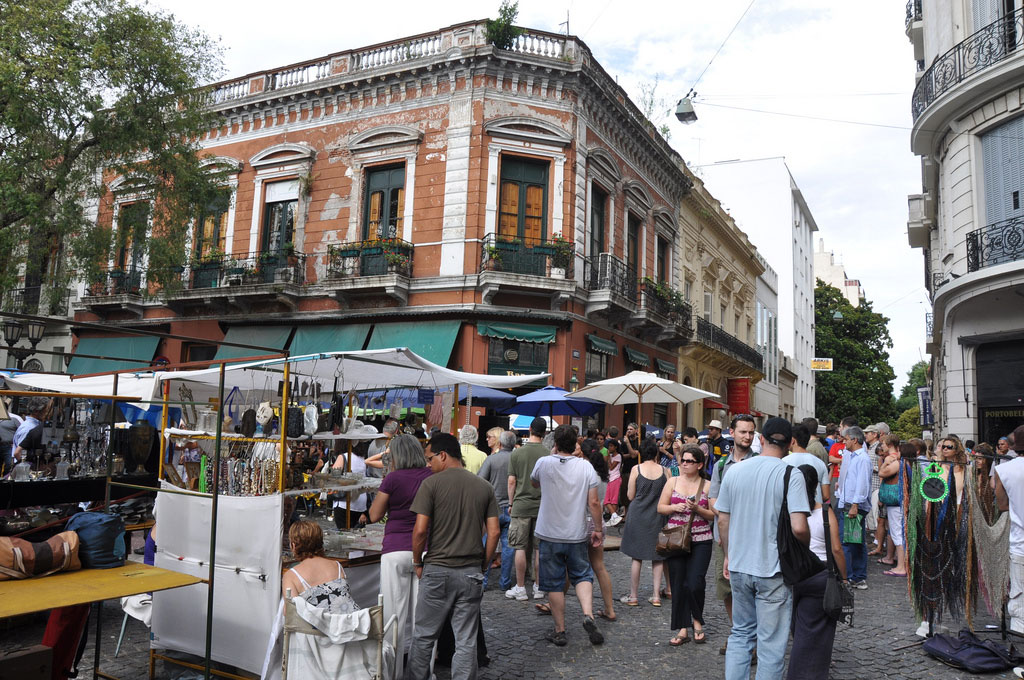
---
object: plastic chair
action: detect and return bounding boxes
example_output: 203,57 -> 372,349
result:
282,591 -> 396,680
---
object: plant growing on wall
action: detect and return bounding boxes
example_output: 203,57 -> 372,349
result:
485,1 -> 524,50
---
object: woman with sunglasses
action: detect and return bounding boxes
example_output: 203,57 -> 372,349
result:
656,444 -> 714,645
938,435 -> 969,506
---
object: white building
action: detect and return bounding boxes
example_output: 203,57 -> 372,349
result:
699,157 -> 817,420
905,0 -> 1024,442
813,239 -> 865,307
754,251 -> 780,418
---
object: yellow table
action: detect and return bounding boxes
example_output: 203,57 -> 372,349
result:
0,562 -> 202,618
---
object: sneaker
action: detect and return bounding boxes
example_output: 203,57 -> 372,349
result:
534,584 -> 546,599
545,628 -> 568,647
852,581 -> 868,590
505,585 -> 528,601
606,512 -> 623,527
583,616 -> 604,645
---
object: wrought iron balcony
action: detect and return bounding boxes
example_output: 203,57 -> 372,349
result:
2,285 -> 71,317
187,250 -> 307,289
695,317 -> 764,372
633,280 -> 695,346
906,0 -> 922,28
478,234 -> 574,279
328,238 -> 414,278
966,215 -> 1024,271
85,266 -> 144,297
912,8 -> 1024,121
931,271 -> 948,293
583,253 -> 637,300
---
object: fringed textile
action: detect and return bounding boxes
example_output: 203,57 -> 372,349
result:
967,468 -> 1010,618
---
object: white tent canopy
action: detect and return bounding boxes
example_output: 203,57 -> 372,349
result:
156,348 -> 546,402
0,370 -> 159,402
571,370 -> 719,405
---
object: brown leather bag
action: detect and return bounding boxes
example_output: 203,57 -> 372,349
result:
655,478 -> 705,558
0,530 -> 81,580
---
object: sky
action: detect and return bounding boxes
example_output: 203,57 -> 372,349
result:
157,0 -> 926,394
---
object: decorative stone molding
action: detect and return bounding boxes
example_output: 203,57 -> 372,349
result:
348,125 -> 424,153
483,116 -> 572,147
249,143 -> 316,169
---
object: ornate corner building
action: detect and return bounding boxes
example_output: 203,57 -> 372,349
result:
906,1 -> 1024,441
67,20 -> 773,430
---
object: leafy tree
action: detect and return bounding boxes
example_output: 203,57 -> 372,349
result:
0,0 -> 225,292
895,360 -> 928,413
893,405 -> 923,441
486,1 -> 525,50
814,279 -> 897,426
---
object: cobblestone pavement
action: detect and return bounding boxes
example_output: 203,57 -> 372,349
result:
5,538 -> 1020,679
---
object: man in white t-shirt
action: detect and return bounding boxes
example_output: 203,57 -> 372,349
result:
995,424 -> 1024,633
785,423 -> 830,506
530,424 -> 605,647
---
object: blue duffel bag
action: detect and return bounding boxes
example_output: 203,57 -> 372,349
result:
65,512 -> 126,569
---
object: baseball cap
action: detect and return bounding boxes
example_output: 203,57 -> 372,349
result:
762,417 -> 792,448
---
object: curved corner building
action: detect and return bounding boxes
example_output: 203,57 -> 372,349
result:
908,0 -> 1024,442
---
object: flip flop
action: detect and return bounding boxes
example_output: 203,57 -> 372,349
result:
883,570 -> 907,577
694,630 -> 707,644
647,597 -> 662,607
619,595 -> 639,606
877,558 -> 895,566
535,603 -> 551,615
670,634 -> 690,646
596,610 -> 617,622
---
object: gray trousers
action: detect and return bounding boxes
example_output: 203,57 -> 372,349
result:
405,564 -> 484,680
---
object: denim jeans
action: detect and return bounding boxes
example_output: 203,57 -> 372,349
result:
839,507 -> 868,582
726,571 -> 792,680
405,564 -> 484,680
482,505 -> 514,590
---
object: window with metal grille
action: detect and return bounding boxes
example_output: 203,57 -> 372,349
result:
195,192 -> 230,259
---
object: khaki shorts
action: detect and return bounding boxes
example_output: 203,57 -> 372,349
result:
715,540 -> 731,601
508,516 -> 537,551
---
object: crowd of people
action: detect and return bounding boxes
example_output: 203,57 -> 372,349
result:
275,412 -> 1024,680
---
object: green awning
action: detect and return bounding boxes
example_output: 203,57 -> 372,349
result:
477,321 -> 556,344
290,324 -> 371,357
214,325 -> 293,361
586,334 -> 618,356
624,347 -> 650,367
67,336 -> 160,375
366,320 -> 461,367
656,358 -> 677,375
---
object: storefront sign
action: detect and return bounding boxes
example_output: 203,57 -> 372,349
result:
810,358 -> 833,371
727,378 -> 750,415
917,386 -> 934,426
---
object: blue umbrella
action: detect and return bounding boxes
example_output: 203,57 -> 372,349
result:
503,385 -> 604,418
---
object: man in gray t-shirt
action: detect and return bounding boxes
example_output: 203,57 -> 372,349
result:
716,417 -> 810,680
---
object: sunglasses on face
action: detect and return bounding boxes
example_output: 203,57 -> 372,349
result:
940,444 -> 955,450
680,458 -> 699,464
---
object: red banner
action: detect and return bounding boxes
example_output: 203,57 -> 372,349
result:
727,378 -> 750,415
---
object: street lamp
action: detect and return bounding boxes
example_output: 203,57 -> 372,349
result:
832,311 -> 844,321
3,317 -> 46,370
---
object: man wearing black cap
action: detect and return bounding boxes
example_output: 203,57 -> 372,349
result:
715,417 -> 810,680
506,416 -> 550,601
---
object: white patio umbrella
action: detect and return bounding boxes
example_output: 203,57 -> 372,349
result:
571,370 -> 719,417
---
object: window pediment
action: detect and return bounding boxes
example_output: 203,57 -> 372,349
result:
588,147 -> 621,183
653,208 -> 675,235
349,126 -> 423,153
624,181 -> 653,212
200,156 -> 243,173
249,143 -> 316,169
484,117 -> 572,147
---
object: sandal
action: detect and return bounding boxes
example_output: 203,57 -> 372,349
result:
596,609 -> 617,622
694,629 -> 706,644
647,597 -> 662,607
877,558 -> 895,566
619,595 -> 639,606
883,570 -> 907,577
660,588 -> 672,599
535,602 -> 551,615
670,634 -> 690,646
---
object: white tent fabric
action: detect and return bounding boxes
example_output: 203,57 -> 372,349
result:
0,370 -> 159,402
156,348 -> 548,401
571,370 -> 719,405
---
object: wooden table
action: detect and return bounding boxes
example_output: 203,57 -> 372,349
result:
0,563 -> 203,679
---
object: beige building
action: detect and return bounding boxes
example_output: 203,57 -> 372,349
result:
778,351 -> 797,421
813,239 -> 864,307
675,168 -> 765,430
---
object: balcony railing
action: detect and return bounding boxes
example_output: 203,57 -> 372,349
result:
327,239 -> 414,278
2,285 -> 71,317
188,251 -> 306,289
85,266 -> 144,296
479,234 -> 575,279
695,317 -> 764,372
912,7 -> 1024,121
967,215 -> 1024,271
583,253 -> 637,300
638,281 -> 694,330
906,0 -> 922,28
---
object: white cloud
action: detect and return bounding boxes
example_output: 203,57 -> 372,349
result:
155,0 -> 925,394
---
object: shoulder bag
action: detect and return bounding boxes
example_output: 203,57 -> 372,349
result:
656,477 -> 704,558
821,503 -> 855,625
777,466 -> 825,586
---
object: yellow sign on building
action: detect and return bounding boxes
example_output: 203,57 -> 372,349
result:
810,358 -> 833,371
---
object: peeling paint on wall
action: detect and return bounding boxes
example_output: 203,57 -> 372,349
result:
319,193 -> 346,222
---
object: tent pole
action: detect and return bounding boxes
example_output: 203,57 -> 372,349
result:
204,361 -> 226,680
279,361 -> 290,493
104,373 -> 119,512
452,384 -> 460,435
159,380 -> 169,482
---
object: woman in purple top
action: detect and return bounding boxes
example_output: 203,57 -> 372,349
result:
366,434 -> 430,677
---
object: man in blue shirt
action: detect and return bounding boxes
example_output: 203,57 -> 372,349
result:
836,426 -> 872,589
716,417 -> 810,680
10,397 -> 49,468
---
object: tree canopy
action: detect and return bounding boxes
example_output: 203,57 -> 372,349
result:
814,279 -> 897,426
895,360 -> 928,413
0,0 -> 225,290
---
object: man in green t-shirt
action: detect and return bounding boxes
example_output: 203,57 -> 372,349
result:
505,416 -> 550,601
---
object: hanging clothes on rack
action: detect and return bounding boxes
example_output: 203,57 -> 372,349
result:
967,471 -> 1010,618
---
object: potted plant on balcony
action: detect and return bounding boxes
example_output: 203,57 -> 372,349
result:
483,244 -> 503,271
549,234 -> 574,279
383,250 -> 411,275
281,242 -> 298,266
